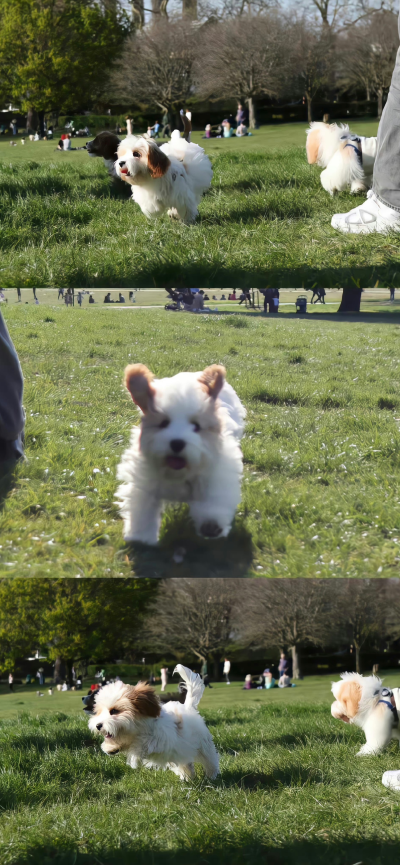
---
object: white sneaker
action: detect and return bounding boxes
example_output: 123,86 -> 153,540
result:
331,190 -> 400,235
382,771 -> 400,791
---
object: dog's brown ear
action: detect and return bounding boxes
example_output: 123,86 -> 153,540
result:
306,129 -> 320,164
338,681 -> 361,719
128,682 -> 161,718
147,142 -> 171,179
124,364 -> 155,413
199,365 -> 226,400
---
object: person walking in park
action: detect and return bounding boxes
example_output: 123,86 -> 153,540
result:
161,666 -> 168,692
278,653 -> 288,679
16,288 -> 21,302
8,673 -> 14,692
332,9 -> 400,234
223,658 -> 231,684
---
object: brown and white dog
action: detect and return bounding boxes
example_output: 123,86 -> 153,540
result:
331,673 -> 400,755
306,122 -> 377,196
88,665 -> 220,781
115,129 -> 213,223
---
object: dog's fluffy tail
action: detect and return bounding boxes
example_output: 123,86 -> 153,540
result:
161,131 -> 213,196
173,664 -> 204,709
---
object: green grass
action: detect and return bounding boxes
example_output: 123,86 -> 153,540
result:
2,302 -> 400,577
1,676 -> 400,865
4,118 -> 400,291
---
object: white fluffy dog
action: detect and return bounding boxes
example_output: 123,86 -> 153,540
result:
331,673 -> 400,755
115,129 -> 213,223
89,665 -> 220,781
306,122 -> 377,195
116,363 -> 245,545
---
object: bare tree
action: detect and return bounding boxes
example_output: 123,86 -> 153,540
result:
338,9 -> 398,116
141,579 -> 242,678
241,580 -> 338,679
305,0 -> 385,30
110,21 -> 197,120
194,14 -> 285,129
334,580 -> 387,674
286,17 -> 334,122
197,0 -> 279,21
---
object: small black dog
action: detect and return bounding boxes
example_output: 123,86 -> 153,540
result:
82,681 -> 187,716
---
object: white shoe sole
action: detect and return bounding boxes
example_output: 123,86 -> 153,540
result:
331,215 -> 400,235
382,771 -> 400,791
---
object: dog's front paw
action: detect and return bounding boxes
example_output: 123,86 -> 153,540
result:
200,520 -> 223,538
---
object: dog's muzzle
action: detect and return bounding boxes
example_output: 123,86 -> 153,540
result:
118,160 -> 130,177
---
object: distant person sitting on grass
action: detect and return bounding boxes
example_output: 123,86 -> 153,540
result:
118,292 -> 125,303
203,124 -> 212,139
236,122 -> 248,137
104,292 -> 113,303
263,669 -> 275,689
243,674 -> 253,690
89,293 -> 95,304
278,672 -> 292,688
222,121 -> 234,139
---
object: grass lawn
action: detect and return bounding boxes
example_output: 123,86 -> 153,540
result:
2,302 -> 400,578
1,674 -> 400,864
4,118 -> 400,291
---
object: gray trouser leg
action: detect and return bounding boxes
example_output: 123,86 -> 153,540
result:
373,13 -> 400,211
0,311 -> 24,458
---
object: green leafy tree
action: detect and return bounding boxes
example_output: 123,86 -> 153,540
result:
0,578 -> 155,681
0,0 -> 130,132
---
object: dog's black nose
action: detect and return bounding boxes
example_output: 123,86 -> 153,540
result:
96,723 -> 102,730
119,160 -> 126,167
170,439 -> 185,453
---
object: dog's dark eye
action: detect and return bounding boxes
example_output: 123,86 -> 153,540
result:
159,419 -> 170,429
132,151 -> 140,158
109,708 -> 120,716
192,422 -> 201,433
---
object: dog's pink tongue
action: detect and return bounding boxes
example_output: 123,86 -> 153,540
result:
166,456 -> 186,470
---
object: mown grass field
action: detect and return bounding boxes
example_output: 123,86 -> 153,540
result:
1,676 -> 400,865
2,302 -> 400,578
4,118 -> 400,291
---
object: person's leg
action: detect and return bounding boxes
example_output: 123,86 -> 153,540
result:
332,12 -> 400,234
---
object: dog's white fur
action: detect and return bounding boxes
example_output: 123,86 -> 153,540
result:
115,129 -> 213,223
89,665 -> 220,781
331,673 -> 400,756
306,122 -> 377,195
116,363 -> 245,545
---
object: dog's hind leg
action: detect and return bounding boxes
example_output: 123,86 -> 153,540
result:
197,744 -> 220,779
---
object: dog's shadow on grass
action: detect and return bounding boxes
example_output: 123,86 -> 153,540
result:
15,839 -> 400,865
221,765 -> 324,790
124,511 -> 253,578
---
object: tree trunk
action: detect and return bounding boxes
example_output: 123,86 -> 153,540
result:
290,645 -> 300,680
53,656 -> 65,684
306,94 -> 312,124
26,108 -> 38,134
366,84 -> 371,102
355,644 -> 361,674
38,110 -> 45,138
65,659 -> 74,686
377,88 -> 383,119
338,287 -> 362,313
247,97 -> 256,130
212,656 -> 221,680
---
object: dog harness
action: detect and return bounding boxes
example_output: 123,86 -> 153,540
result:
378,688 -> 399,724
341,134 -> 363,165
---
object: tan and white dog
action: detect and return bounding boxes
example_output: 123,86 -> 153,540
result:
115,129 -> 212,223
116,363 -> 245,545
331,673 -> 400,755
89,665 -> 220,781
306,122 -> 377,195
